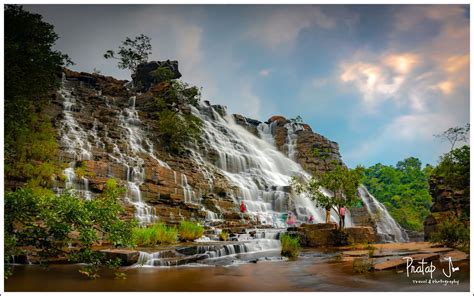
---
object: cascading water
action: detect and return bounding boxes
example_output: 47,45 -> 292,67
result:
191,103 -> 344,226
58,74 -> 406,242
57,79 -> 172,224
358,186 -> 408,242
283,122 -> 304,161
137,228 -> 282,267
58,80 -> 94,200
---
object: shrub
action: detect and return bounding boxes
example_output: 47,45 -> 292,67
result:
155,109 -> 203,154
352,257 -> 374,273
280,233 -> 300,258
219,230 -> 229,241
430,219 -> 469,252
4,182 -> 136,279
178,221 -> 204,242
132,223 -> 177,246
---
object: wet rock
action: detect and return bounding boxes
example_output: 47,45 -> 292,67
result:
345,227 -> 376,244
99,249 -> 140,266
12,254 -> 30,264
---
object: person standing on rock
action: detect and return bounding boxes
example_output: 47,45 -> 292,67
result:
339,206 -> 346,228
240,201 -> 247,220
325,205 -> 331,223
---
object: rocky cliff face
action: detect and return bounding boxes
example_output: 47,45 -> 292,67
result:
423,176 -> 470,240
54,68 -> 238,225
232,114 -> 343,175
35,64 -> 394,240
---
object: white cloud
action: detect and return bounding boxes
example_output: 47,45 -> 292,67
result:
339,59 -> 407,106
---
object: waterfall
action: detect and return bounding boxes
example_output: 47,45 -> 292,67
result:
358,186 -> 408,242
137,228 -> 283,267
57,79 -> 172,224
283,122 -> 304,161
58,75 -> 405,239
58,82 -> 94,199
191,104 -> 345,225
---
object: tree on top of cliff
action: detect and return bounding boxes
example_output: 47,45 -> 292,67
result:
104,34 -> 152,72
434,123 -> 470,151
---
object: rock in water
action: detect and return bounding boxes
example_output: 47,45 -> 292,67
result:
133,60 -> 182,91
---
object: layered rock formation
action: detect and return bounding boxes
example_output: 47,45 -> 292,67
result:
34,62 -> 406,244
233,114 -> 343,175
56,68 -> 238,224
424,176 -> 470,240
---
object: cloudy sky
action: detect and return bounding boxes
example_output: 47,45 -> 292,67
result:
25,5 -> 470,168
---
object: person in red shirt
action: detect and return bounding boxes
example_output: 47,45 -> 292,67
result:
339,206 -> 346,228
240,201 -> 247,214
239,201 -> 247,220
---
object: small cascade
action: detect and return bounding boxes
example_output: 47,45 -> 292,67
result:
181,173 -> 197,204
137,229 -> 282,267
115,96 -> 159,224
283,123 -> 304,161
58,80 -> 94,199
358,186 -> 408,242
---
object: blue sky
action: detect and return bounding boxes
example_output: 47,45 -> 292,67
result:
25,5 -> 470,168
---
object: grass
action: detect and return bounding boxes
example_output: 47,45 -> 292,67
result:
280,233 -> 300,258
219,230 -> 229,241
132,223 -> 178,246
178,221 -> 204,242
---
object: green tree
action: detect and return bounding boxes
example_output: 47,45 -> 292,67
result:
432,145 -> 470,188
4,179 -> 137,279
4,5 -> 71,189
104,34 -> 152,72
289,115 -> 304,124
152,79 -> 203,154
293,164 -> 364,229
362,157 -> 431,231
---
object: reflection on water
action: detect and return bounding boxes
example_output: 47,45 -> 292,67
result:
5,250 -> 469,292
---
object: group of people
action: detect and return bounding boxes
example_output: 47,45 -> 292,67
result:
239,201 -> 347,228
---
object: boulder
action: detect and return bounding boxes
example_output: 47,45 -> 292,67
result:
133,60 -> 182,91
344,226 -> 376,244
295,224 -> 375,247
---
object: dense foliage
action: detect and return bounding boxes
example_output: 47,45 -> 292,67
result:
429,144 -> 470,250
362,157 -> 431,231
153,80 -> 203,154
4,179 -> 137,279
432,145 -> 470,189
104,34 -> 152,72
430,218 -> 469,252
4,5 -> 71,189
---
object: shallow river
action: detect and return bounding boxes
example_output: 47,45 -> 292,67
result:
5,249 -> 469,292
